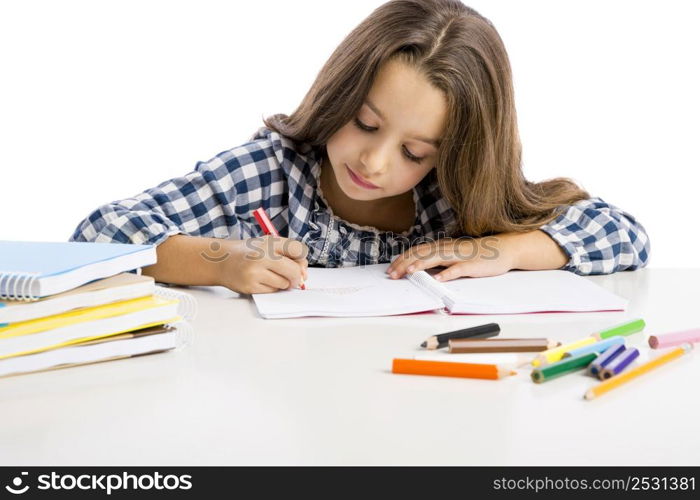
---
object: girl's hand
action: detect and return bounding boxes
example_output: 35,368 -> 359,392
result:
387,230 -> 570,281
217,236 -> 309,294
386,235 -> 519,282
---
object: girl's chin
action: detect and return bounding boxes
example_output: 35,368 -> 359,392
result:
339,181 -> 384,200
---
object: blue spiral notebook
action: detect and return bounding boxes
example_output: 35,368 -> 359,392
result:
0,241 -> 157,301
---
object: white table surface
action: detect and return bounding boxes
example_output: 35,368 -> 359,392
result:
1,268 -> 698,466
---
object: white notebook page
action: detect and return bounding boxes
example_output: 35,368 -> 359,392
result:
440,270 -> 627,314
252,265 -> 627,318
252,264 -> 443,318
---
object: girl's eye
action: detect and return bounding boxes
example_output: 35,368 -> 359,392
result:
353,118 -> 376,132
402,146 -> 423,164
353,118 -> 425,164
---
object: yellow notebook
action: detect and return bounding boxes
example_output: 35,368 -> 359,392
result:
0,296 -> 180,360
0,324 -> 193,378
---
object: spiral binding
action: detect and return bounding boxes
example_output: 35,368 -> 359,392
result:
406,270 -> 450,302
153,286 -> 198,321
167,321 -> 194,350
0,271 -> 40,301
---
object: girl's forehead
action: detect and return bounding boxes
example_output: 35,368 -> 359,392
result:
364,59 -> 447,144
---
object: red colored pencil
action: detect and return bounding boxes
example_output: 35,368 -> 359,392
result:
253,207 -> 280,237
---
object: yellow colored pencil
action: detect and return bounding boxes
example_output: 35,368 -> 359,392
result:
584,343 -> 693,400
531,336 -> 597,367
531,319 -> 647,367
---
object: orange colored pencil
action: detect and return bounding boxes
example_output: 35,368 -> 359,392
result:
392,358 -> 516,380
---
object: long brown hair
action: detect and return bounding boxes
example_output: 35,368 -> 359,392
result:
264,0 -> 590,237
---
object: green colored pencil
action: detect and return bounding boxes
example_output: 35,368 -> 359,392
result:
594,318 -> 646,340
531,352 -> 599,383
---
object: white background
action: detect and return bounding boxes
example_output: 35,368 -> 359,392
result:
1,0 -> 698,267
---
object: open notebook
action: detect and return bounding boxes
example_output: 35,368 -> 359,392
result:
252,264 -> 628,319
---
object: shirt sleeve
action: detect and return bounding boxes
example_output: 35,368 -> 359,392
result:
538,197 -> 651,275
69,139 -> 288,245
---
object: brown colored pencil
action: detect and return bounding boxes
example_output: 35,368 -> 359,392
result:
448,338 -> 559,353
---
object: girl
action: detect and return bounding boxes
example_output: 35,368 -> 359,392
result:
70,0 -> 650,294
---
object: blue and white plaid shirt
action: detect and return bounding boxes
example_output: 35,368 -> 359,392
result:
70,127 -> 650,275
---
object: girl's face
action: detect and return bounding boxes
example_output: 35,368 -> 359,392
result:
325,59 -> 447,202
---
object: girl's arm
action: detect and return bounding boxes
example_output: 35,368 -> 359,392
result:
69,136 -> 307,293
69,146 -> 273,246
139,233 -> 307,293
536,197 -> 650,275
387,197 -> 650,280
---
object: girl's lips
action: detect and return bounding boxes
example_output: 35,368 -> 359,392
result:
346,165 -> 380,189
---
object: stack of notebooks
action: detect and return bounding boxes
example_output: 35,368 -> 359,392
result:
0,240 -> 196,378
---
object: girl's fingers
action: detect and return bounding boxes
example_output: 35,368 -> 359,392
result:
297,258 -> 309,281
433,262 -> 473,282
389,241 -> 468,278
389,251 -> 446,279
386,245 -> 428,275
269,256 -> 306,289
260,269 -> 292,290
434,260 -> 510,282
249,283 -> 279,294
403,256 -> 444,278
271,237 -> 309,261
388,243 -> 431,270
387,255 -> 416,278
265,237 -> 309,286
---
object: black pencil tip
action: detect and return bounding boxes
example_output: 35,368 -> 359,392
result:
420,341 -> 427,348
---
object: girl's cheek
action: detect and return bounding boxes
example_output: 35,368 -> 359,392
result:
330,124 -> 361,152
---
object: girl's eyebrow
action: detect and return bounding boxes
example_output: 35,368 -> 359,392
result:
364,99 -> 442,147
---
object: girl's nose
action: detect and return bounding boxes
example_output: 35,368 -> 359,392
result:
359,143 -> 391,177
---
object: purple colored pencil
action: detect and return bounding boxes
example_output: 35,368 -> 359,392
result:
588,343 -> 626,377
600,347 -> 640,380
